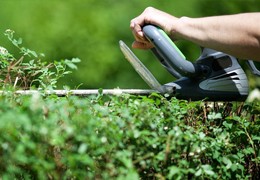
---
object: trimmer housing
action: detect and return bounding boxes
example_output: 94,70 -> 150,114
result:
162,49 -> 249,101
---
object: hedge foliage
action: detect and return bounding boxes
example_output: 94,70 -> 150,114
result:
0,92 -> 259,179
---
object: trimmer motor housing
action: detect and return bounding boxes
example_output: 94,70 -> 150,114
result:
162,48 -> 249,101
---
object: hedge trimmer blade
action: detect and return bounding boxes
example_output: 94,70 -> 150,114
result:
119,40 -> 165,93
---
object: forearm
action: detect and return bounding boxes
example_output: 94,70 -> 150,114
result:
174,13 -> 260,61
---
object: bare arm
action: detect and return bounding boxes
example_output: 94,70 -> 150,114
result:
130,7 -> 260,61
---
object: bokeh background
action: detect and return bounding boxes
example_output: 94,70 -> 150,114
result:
0,0 -> 259,89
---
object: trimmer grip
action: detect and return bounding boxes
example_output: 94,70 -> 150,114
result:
143,25 -> 202,77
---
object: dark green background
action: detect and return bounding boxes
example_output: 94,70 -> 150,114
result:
0,0 -> 259,89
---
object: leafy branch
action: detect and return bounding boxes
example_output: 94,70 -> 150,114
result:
0,29 -> 81,90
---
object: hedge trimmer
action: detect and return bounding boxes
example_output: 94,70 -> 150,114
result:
120,24 -> 260,101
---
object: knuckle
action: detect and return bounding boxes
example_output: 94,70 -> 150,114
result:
145,6 -> 155,13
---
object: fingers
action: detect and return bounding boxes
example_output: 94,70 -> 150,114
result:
131,24 -> 154,49
130,7 -> 179,48
130,7 -> 153,29
130,7 -> 156,49
130,22 -> 144,40
130,21 -> 152,49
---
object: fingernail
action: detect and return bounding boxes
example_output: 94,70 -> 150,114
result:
137,31 -> 143,37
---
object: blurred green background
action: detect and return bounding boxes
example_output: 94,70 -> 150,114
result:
0,0 -> 259,89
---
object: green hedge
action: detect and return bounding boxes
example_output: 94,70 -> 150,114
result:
0,93 -> 259,179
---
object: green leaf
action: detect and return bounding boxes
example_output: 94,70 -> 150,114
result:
17,38 -> 22,45
208,112 -> 222,120
65,59 -> 78,69
223,121 -> 233,129
252,135 -> 260,141
168,166 -> 181,178
117,170 -> 139,180
243,147 -> 255,155
222,157 -> 232,169
195,168 -> 202,176
201,165 -> 215,176
71,57 -> 81,63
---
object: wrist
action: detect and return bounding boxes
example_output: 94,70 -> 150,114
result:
170,16 -> 190,40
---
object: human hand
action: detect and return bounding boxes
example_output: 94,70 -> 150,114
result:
130,7 -> 179,49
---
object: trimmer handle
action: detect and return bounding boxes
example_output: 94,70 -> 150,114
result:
143,25 -> 205,78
